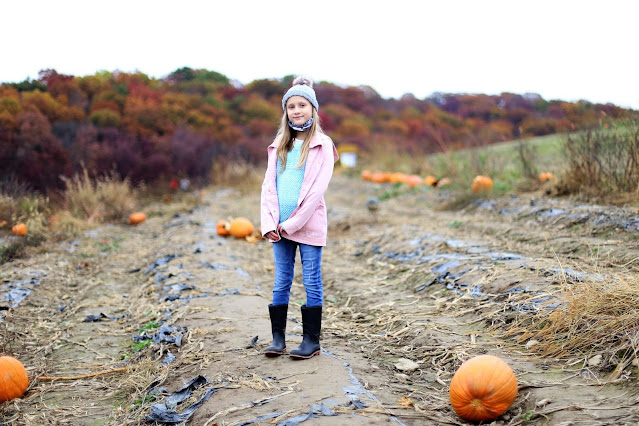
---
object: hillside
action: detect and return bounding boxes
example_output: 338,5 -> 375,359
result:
1,68 -> 636,191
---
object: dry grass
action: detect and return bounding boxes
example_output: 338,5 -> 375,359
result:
0,193 -> 51,263
61,169 -> 137,224
1,170 -> 143,263
498,269 -> 639,372
0,176 -> 32,218
558,120 -> 639,202
209,159 -> 263,191
0,193 -> 14,224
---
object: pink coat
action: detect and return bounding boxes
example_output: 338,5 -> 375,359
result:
260,132 -> 338,246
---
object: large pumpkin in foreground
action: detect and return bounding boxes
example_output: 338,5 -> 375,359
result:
0,356 -> 29,403
229,217 -> 255,238
449,355 -> 517,422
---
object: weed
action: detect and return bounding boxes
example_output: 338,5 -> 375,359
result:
132,393 -> 158,407
561,119 -> 639,200
97,241 -> 121,253
61,168 -> 137,224
378,183 -> 404,201
522,410 -> 536,422
139,321 -> 160,332
517,140 -> 539,180
131,339 -> 152,353
0,242 -> 26,264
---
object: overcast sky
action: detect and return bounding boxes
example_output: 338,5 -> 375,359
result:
3,0 -> 637,109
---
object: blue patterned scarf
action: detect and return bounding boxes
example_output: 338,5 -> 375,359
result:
288,116 -> 313,132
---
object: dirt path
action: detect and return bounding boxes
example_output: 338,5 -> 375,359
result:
2,174 -> 639,425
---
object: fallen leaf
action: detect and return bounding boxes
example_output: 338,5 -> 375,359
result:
398,396 -> 414,409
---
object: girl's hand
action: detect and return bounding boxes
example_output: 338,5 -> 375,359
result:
265,231 -> 280,242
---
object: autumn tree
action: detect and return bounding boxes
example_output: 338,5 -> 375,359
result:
12,110 -> 71,190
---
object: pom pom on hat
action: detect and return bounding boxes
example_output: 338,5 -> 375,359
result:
282,75 -> 319,111
292,75 -> 313,88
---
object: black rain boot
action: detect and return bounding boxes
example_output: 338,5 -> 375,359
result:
290,305 -> 322,359
264,304 -> 288,357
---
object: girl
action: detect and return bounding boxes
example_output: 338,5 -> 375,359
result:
260,76 -> 338,360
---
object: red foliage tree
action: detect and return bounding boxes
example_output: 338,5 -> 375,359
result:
12,110 -> 71,190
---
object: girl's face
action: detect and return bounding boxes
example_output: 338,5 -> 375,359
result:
286,96 -> 313,127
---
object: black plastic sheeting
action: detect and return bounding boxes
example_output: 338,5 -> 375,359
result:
144,255 -> 178,275
135,324 -> 187,347
235,411 -> 286,425
275,402 -> 337,425
161,283 -> 196,301
1,276 -> 42,313
247,336 -> 259,348
162,351 -> 176,365
145,375 -> 218,424
214,288 -> 240,296
83,312 -> 130,322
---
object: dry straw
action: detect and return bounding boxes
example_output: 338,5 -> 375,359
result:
496,269 -> 639,371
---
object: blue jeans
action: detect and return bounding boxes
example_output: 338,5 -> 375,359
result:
272,238 -> 323,307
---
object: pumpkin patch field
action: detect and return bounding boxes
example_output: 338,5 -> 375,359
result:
1,173 -> 639,425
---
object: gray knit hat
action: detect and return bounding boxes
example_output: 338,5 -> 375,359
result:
281,76 -> 319,112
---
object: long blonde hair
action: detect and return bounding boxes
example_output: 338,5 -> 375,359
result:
275,107 -> 323,172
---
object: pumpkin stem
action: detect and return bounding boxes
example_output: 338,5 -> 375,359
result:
471,398 -> 483,408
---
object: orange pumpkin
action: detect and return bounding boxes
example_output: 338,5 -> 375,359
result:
0,356 -> 29,403
406,175 -> 423,187
539,172 -> 554,182
370,171 -> 387,184
471,175 -> 493,194
389,172 -> 405,184
129,212 -> 147,225
229,217 -> 255,238
424,175 -> 438,187
361,170 -> 373,181
11,223 -> 27,236
216,220 -> 230,236
449,355 -> 518,422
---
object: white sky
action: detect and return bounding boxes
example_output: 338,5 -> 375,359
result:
3,0 -> 638,109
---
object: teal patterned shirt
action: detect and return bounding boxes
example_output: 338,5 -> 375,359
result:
276,139 -> 306,226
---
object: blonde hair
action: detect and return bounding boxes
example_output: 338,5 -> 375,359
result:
275,107 -> 323,173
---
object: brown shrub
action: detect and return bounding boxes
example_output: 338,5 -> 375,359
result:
61,169 -> 136,223
561,120 -> 639,199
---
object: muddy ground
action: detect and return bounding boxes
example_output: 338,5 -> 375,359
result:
1,173 -> 639,425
